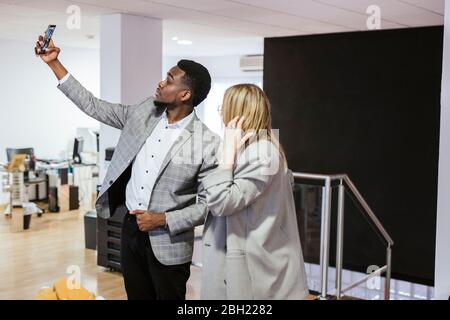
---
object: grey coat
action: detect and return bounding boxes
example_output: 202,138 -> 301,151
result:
58,75 -> 219,266
201,139 -> 309,299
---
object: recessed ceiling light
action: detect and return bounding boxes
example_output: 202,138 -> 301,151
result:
171,36 -> 178,41
177,40 -> 193,45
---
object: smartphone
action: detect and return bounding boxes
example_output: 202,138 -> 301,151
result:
40,25 -> 56,53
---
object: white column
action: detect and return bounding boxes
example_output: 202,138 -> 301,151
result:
99,14 -> 162,181
435,2 -> 450,300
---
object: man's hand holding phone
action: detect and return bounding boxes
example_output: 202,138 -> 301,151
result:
35,36 -> 60,64
35,25 -> 68,81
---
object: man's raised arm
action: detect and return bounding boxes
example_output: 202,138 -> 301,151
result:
35,35 -> 134,130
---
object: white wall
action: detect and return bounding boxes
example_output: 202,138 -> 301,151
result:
0,39 -> 100,164
435,1 -> 450,300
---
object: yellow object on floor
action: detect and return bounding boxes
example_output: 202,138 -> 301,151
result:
36,277 -> 95,300
36,288 -> 58,300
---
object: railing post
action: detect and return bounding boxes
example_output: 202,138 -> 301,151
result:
385,245 -> 392,300
319,177 -> 332,300
293,172 -> 393,301
336,180 -> 345,299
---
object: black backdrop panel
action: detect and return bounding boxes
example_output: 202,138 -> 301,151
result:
264,26 -> 443,285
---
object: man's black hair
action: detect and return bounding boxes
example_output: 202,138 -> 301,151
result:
177,60 -> 211,107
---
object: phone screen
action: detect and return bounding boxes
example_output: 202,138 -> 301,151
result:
41,25 -> 56,52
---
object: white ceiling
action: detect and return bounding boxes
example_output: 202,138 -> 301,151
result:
0,0 -> 445,56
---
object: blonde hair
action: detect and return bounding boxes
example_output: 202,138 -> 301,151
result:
221,83 -> 286,161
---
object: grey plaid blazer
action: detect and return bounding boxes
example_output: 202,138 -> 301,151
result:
58,75 -> 219,266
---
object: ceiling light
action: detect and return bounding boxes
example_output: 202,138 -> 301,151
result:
171,36 -> 178,41
177,40 -> 193,45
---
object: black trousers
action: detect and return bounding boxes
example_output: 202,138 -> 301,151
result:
120,213 -> 191,300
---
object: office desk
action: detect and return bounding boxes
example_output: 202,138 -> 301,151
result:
1,160 -> 99,214
25,171 -> 48,202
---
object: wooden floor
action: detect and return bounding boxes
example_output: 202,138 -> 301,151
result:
0,208 -> 314,300
0,209 -> 201,300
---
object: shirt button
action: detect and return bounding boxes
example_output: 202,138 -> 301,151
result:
141,187 -> 144,190
109,180 -> 113,185
146,170 -> 149,173
158,139 -> 161,142
165,126 -> 168,129
139,203 -> 142,206
151,155 -> 154,158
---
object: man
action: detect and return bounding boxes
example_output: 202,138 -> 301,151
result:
35,36 -> 219,300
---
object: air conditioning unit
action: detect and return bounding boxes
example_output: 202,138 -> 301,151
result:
240,55 -> 263,72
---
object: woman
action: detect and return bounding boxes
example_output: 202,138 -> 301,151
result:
201,84 -> 309,300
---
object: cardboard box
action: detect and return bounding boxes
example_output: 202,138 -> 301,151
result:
6,155 -> 26,173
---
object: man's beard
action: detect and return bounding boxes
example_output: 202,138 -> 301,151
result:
154,99 -> 180,112
154,99 -> 169,108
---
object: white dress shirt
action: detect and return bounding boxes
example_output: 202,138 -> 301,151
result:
125,110 -> 194,212
59,72 -> 71,85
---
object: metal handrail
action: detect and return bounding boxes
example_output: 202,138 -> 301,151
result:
342,176 -> 393,246
339,265 -> 387,295
327,265 -> 388,297
293,172 -> 394,300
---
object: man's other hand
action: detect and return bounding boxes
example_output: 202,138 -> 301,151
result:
130,210 -> 167,232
